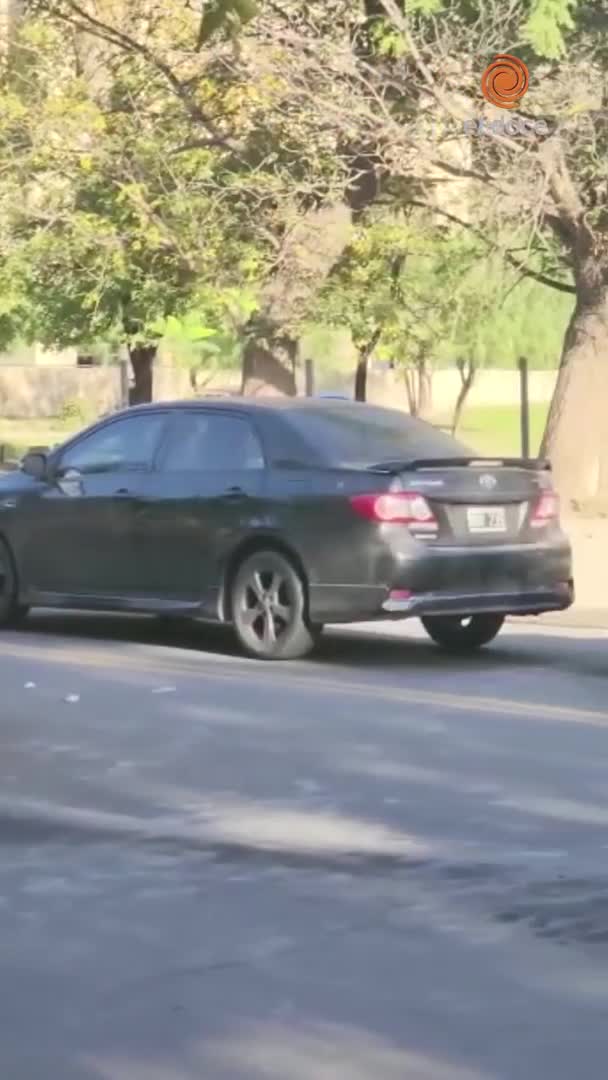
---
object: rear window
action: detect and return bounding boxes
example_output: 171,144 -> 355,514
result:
283,404 -> 470,467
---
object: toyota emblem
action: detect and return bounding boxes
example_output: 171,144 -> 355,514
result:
479,474 -> 497,490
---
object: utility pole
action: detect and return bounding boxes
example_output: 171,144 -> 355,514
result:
118,344 -> 131,408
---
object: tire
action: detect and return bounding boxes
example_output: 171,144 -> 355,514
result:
231,550 -> 315,660
421,613 -> 505,653
0,538 -> 28,628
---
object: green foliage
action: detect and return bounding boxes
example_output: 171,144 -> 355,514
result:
380,0 -> 580,59
198,0 -> 259,43
150,288 -> 258,378
312,213 -> 572,375
369,21 -> 409,58
467,274 -> 572,368
313,217 -> 490,371
312,218 -> 414,349
0,0 -> 588,403
523,0 -> 578,59
403,240 -> 572,369
153,309 -> 241,374
0,16 -> 275,363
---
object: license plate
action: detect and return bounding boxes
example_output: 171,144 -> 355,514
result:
466,506 -> 507,533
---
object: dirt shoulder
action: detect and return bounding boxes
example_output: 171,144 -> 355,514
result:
531,515 -> 608,630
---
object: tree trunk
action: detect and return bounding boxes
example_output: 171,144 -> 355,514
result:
354,354 -> 368,402
403,368 -> 417,414
354,328 -> 382,402
241,329 -> 297,397
417,360 -> 433,418
128,344 -> 156,405
451,359 -> 477,434
541,287 -> 608,505
403,358 -> 432,416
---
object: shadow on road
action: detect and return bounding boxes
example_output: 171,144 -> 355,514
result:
11,607 -> 608,681
2,613 -> 608,1079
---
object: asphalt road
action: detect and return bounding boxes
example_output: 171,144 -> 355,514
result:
2,612 -> 608,1080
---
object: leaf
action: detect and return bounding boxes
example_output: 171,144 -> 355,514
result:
523,0 -> 577,59
198,0 -> 258,44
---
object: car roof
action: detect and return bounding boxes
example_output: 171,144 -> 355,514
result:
110,397 -> 373,418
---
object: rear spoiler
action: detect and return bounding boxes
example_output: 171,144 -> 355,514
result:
369,457 -> 551,473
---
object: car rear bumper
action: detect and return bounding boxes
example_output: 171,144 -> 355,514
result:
388,536 -> 573,595
308,534 -> 574,623
381,581 -> 574,618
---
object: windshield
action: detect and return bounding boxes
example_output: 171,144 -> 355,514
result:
283,404 -> 472,468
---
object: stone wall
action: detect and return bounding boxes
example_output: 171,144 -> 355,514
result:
0,364 -> 243,418
0,363 -> 557,419
315,368 -> 557,414
0,366 -> 123,419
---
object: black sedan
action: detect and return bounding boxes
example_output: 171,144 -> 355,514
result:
0,398 -> 573,660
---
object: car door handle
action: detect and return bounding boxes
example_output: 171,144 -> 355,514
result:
114,488 -> 132,497
224,486 -> 246,500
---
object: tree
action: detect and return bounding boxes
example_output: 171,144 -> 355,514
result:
8,0 -> 602,485
312,217 -> 412,401
24,0 -> 360,396
217,0 -> 600,495
365,0 -> 607,501
151,288 -> 256,392
0,10 -> 275,400
313,214 -> 506,417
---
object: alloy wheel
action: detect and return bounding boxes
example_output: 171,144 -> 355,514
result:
239,567 -> 295,651
231,550 -> 316,660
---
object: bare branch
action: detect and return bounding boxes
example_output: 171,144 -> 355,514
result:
36,0 -> 241,153
407,199 -> 576,295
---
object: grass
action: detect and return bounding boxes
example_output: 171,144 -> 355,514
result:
0,417 -> 81,462
439,402 -> 550,458
0,401 -> 550,465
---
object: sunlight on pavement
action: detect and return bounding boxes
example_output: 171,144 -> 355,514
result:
86,1022 -> 493,1080
0,792 -> 430,861
159,793 -> 429,859
202,1022 -> 493,1080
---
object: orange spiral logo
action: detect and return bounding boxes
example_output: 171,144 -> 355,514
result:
481,54 -> 529,110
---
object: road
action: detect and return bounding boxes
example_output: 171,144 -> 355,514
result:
2,612 -> 608,1080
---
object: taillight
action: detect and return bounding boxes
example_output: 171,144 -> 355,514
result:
349,492 -> 438,529
530,490 -> 559,527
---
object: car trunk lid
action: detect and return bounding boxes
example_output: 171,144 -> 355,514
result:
368,456 -> 553,544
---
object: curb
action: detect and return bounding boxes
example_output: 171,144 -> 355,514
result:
509,610 -> 608,632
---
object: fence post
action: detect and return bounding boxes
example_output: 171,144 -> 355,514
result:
304,357 -> 315,397
119,345 -> 130,408
518,356 -> 530,459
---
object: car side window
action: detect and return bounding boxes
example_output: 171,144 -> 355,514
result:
160,412 -> 265,472
58,413 -> 167,475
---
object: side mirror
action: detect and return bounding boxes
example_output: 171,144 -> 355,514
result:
57,467 -> 83,497
21,451 -> 48,481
